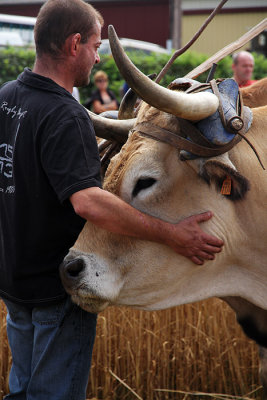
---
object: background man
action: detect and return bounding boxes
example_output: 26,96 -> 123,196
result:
0,0 -> 223,399
232,50 -> 257,87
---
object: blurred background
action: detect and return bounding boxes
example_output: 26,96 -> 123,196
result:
0,0 -> 266,101
0,0 -> 266,56
0,1 -> 266,399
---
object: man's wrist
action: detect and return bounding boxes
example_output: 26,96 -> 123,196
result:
154,218 -> 175,247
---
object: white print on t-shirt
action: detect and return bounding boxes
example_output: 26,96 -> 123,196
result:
0,117 -> 21,194
1,101 -> 27,120
0,143 -> 13,178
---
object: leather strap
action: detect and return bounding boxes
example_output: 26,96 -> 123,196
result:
132,79 -> 264,168
133,122 -> 242,158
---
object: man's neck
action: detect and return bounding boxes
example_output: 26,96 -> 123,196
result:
233,74 -> 249,87
33,55 -> 74,93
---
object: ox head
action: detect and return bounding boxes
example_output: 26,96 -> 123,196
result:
60,111 -> 250,313
87,26 -> 250,201
60,28 -> 251,313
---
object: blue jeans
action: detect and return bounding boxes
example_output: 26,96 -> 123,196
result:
3,297 -> 97,400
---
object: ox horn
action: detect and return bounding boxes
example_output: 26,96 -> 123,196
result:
118,87 -> 138,120
85,107 -> 135,144
108,25 -> 219,121
118,73 -> 157,119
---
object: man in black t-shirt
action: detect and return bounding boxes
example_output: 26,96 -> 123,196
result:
0,0 -> 223,399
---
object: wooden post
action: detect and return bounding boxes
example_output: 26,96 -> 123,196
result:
172,0 -> 182,49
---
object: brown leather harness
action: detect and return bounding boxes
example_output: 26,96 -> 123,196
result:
132,79 -> 264,169
99,80 -> 264,176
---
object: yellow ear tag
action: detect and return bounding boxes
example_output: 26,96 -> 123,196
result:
221,176 -> 232,195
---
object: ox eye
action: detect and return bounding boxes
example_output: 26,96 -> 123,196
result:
132,177 -> 156,198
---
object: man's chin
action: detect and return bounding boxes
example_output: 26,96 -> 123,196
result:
74,76 -> 90,89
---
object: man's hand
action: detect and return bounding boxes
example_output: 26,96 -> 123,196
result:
165,212 -> 223,265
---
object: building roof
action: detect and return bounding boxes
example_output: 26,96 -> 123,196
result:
183,0 -> 267,10
0,0 -> 266,6
0,0 -> 44,3
0,0 -> 135,3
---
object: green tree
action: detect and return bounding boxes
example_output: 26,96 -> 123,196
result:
1,46 -> 265,104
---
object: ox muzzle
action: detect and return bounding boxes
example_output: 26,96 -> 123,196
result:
60,250 -> 112,313
60,253 -> 86,291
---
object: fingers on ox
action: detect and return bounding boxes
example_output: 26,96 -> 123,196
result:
191,154 -> 250,201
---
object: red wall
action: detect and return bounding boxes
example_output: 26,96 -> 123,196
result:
94,1 -> 170,46
0,4 -> 40,17
0,0 -> 170,47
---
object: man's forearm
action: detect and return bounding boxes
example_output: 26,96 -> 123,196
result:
71,186 -> 169,244
70,186 -> 223,264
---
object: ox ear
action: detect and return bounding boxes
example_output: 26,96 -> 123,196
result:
190,153 -> 250,201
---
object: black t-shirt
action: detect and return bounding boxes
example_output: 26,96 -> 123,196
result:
0,68 -> 101,307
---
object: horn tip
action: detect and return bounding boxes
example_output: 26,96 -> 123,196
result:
108,25 -> 115,34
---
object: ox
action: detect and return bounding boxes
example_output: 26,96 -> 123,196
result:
240,77 -> 267,108
60,33 -> 267,394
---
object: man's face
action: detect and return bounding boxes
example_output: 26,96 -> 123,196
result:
232,55 -> 254,82
75,21 -> 101,87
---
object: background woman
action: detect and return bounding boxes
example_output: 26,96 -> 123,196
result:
86,70 -> 118,114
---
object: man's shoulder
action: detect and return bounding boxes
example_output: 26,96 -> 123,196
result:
0,79 -> 18,92
40,99 -> 92,135
239,80 -> 258,88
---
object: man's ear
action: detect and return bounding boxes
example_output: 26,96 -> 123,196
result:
65,33 -> 82,56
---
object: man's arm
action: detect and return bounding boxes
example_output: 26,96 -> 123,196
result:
70,186 -> 223,265
92,99 -> 118,114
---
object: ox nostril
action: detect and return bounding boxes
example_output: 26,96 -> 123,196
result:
65,258 -> 85,278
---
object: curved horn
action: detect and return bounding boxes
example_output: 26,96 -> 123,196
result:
118,87 -> 137,120
108,25 -> 219,121
85,108 -> 135,143
118,73 -> 157,120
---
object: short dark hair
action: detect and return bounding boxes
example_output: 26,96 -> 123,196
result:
34,0 -> 104,57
